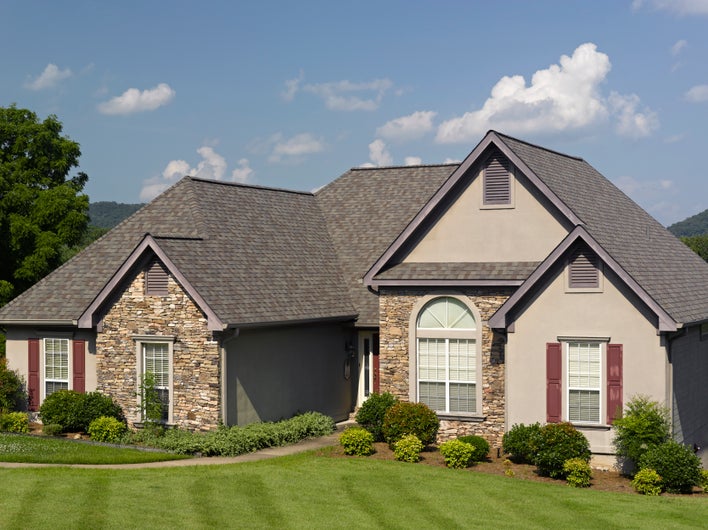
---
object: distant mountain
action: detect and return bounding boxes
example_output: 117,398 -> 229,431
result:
89,201 -> 143,229
667,208 -> 708,237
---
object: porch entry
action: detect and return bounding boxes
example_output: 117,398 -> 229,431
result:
356,331 -> 380,407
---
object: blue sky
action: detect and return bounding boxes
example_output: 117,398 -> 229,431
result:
2,0 -> 708,225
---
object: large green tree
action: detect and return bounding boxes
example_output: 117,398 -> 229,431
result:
681,234 -> 708,263
0,105 -> 89,307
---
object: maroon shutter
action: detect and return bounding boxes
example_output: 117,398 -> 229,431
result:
607,344 -> 623,424
73,340 -> 86,393
28,339 -> 40,411
546,342 -> 562,423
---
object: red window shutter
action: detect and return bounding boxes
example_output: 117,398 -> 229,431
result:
607,344 -> 623,424
546,342 -> 562,423
73,340 -> 86,393
28,339 -> 40,411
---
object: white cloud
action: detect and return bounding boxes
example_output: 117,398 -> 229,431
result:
25,64 -> 72,90
444,158 -> 462,164
269,133 -> 324,163
140,146 -> 252,201
298,78 -> 393,111
436,43 -> 658,142
671,39 -> 688,55
614,174 -> 679,223
608,92 -> 659,137
685,84 -> 708,102
633,0 -> 708,15
282,70 -> 304,101
376,111 -> 437,142
367,139 -> 393,166
98,83 -> 175,115
404,156 -> 423,166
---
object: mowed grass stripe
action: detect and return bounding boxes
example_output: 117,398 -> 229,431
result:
0,453 -> 705,529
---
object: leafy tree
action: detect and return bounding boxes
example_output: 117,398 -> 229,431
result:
680,234 -> 708,262
0,105 -> 89,307
668,208 -> 708,237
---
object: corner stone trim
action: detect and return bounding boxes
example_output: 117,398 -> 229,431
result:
378,287 -> 512,448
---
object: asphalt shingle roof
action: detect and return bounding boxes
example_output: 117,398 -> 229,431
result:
374,262 -> 541,282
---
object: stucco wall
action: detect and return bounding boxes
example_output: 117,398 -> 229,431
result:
404,170 -> 569,263
96,267 -> 220,431
378,287 -> 512,448
224,323 -> 355,425
671,324 -> 708,467
506,265 -> 667,454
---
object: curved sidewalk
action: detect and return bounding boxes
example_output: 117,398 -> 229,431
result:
0,425 -> 350,470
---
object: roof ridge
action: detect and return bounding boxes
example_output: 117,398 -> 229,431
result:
492,130 -> 584,162
350,163 -> 460,172
187,176 -> 313,196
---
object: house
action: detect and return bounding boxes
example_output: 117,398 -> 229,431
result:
1,131 -> 706,464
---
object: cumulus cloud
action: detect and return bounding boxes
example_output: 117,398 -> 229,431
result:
404,156 -> 423,166
632,0 -> 708,15
444,158 -> 462,164
98,83 -> 175,115
366,139 -> 393,166
376,111 -> 437,142
25,64 -> 72,90
608,92 -> 659,137
268,133 -> 324,163
685,84 -> 708,102
140,146 -> 252,201
284,73 -> 394,111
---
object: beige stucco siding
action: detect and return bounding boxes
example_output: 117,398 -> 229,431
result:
404,170 -> 569,263
225,323 -> 354,426
506,266 -> 667,454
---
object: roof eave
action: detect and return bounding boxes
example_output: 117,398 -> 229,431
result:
368,279 -> 525,289
0,319 -> 78,327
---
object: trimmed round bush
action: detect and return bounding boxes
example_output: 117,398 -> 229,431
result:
563,457 -> 592,488
339,427 -> 375,456
393,434 -> 423,463
0,411 -> 29,433
382,401 -> 439,448
502,422 -> 542,463
533,422 -> 590,478
612,395 -> 670,468
439,439 -> 476,469
638,441 -> 702,494
631,468 -> 662,496
39,390 -> 124,432
457,435 -> 490,462
88,416 -> 128,443
355,392 -> 398,442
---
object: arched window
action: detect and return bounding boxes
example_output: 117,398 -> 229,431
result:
416,297 -> 477,414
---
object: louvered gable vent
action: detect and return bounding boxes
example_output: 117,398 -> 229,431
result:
569,247 -> 600,289
146,259 -> 169,296
483,150 -> 511,205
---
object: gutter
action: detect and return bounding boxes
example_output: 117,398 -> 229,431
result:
0,319 -> 78,327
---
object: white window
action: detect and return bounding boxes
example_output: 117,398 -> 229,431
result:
139,341 -> 172,423
417,297 -> 477,414
567,342 -> 601,423
44,338 -> 69,398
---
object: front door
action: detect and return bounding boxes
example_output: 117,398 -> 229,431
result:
356,331 -> 379,407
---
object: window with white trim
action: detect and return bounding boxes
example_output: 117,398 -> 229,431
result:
44,338 -> 69,397
567,342 -> 601,423
141,342 -> 171,423
417,297 -> 477,414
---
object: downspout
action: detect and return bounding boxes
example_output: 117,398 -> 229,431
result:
219,327 -> 240,426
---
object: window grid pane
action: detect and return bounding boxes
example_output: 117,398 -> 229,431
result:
449,383 -> 476,413
419,382 -> 446,411
449,339 -> 475,381
418,338 -> 446,380
569,390 -> 600,422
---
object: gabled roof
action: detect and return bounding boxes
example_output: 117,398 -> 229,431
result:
0,177 -> 356,328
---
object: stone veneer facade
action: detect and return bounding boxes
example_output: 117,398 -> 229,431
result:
379,287 -> 513,448
95,266 -> 221,431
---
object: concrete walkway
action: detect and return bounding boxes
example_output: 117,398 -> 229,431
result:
0,423 -> 351,470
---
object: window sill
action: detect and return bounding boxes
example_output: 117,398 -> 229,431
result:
437,413 -> 487,423
571,423 -> 611,431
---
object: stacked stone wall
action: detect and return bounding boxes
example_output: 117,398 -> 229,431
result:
96,268 -> 220,431
379,287 -> 512,448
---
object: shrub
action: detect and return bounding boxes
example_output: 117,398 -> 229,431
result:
439,439 -> 476,469
638,441 -> 702,494
39,390 -> 124,432
42,423 -> 63,436
563,457 -> 592,488
88,416 -> 128,443
355,392 -> 398,442
393,434 -> 423,463
533,422 -> 590,478
0,411 -> 29,433
339,427 -> 375,456
382,401 -> 439,448
502,423 -> 542,463
0,359 -> 26,413
701,469 -> 708,493
631,468 -> 662,496
457,435 -> 490,462
612,395 -> 670,469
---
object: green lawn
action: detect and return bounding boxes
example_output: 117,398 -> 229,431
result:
0,451 -> 705,529
0,433 -> 190,465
